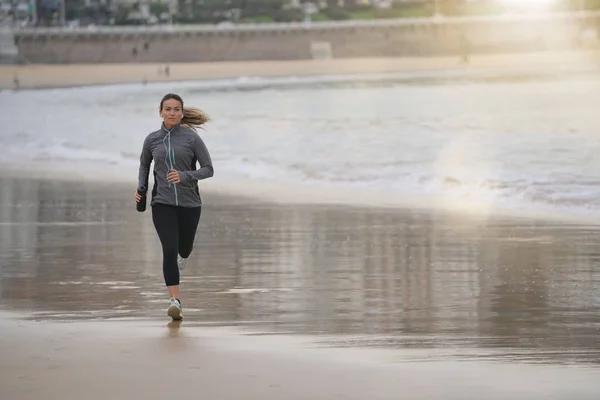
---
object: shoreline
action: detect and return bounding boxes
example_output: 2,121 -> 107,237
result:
2,159 -> 600,227
1,49 -> 599,90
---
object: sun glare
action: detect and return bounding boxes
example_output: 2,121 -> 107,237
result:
500,0 -> 556,5
498,0 -> 559,13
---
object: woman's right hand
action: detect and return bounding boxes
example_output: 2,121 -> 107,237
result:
134,191 -> 142,203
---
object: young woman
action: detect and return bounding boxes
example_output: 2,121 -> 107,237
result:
136,93 -> 214,320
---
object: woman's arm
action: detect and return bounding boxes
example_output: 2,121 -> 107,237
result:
181,135 -> 214,183
137,136 -> 153,191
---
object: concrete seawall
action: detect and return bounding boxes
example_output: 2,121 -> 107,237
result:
12,12 -> 600,64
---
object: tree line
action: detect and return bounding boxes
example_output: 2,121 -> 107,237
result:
59,0 -> 600,27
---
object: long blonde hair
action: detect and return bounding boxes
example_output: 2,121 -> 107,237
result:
160,93 -> 211,131
182,106 -> 211,131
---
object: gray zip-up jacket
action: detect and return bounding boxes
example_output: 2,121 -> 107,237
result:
137,123 -> 214,208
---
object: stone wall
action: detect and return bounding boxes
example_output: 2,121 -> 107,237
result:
13,12 -> 600,64
0,27 -> 19,63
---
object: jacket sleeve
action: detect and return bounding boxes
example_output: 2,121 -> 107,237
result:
181,134 -> 214,183
137,135 -> 153,192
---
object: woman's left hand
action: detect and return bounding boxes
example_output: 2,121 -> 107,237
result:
167,169 -> 181,184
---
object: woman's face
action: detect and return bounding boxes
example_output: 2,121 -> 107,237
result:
160,99 -> 183,128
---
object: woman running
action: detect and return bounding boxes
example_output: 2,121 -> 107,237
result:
136,93 -> 214,320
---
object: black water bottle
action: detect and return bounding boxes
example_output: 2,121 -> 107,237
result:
136,190 -> 147,212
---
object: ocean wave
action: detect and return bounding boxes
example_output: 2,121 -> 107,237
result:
2,141 -> 600,216
2,67 -> 599,218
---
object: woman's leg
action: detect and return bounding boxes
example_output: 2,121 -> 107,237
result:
177,206 -> 202,261
151,203 -> 180,299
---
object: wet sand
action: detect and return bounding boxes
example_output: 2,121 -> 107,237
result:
2,315 -> 600,400
1,172 -> 600,398
1,49 -> 599,90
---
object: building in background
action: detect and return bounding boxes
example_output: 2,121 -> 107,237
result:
34,0 -> 65,25
0,0 -> 65,27
0,0 -> 36,26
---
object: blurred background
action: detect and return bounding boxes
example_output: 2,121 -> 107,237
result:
1,1 -> 599,64
1,0 -> 599,28
0,0 -> 599,374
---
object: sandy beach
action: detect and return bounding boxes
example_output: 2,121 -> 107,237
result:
2,314 -> 599,400
1,171 -> 599,399
1,49 -> 599,90
1,49 -> 600,398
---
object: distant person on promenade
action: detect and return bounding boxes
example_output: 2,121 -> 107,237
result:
135,93 -> 214,321
460,31 -> 470,65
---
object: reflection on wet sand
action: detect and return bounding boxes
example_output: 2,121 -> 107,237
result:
0,175 -> 599,365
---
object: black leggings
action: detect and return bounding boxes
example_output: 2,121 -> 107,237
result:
152,203 -> 202,287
